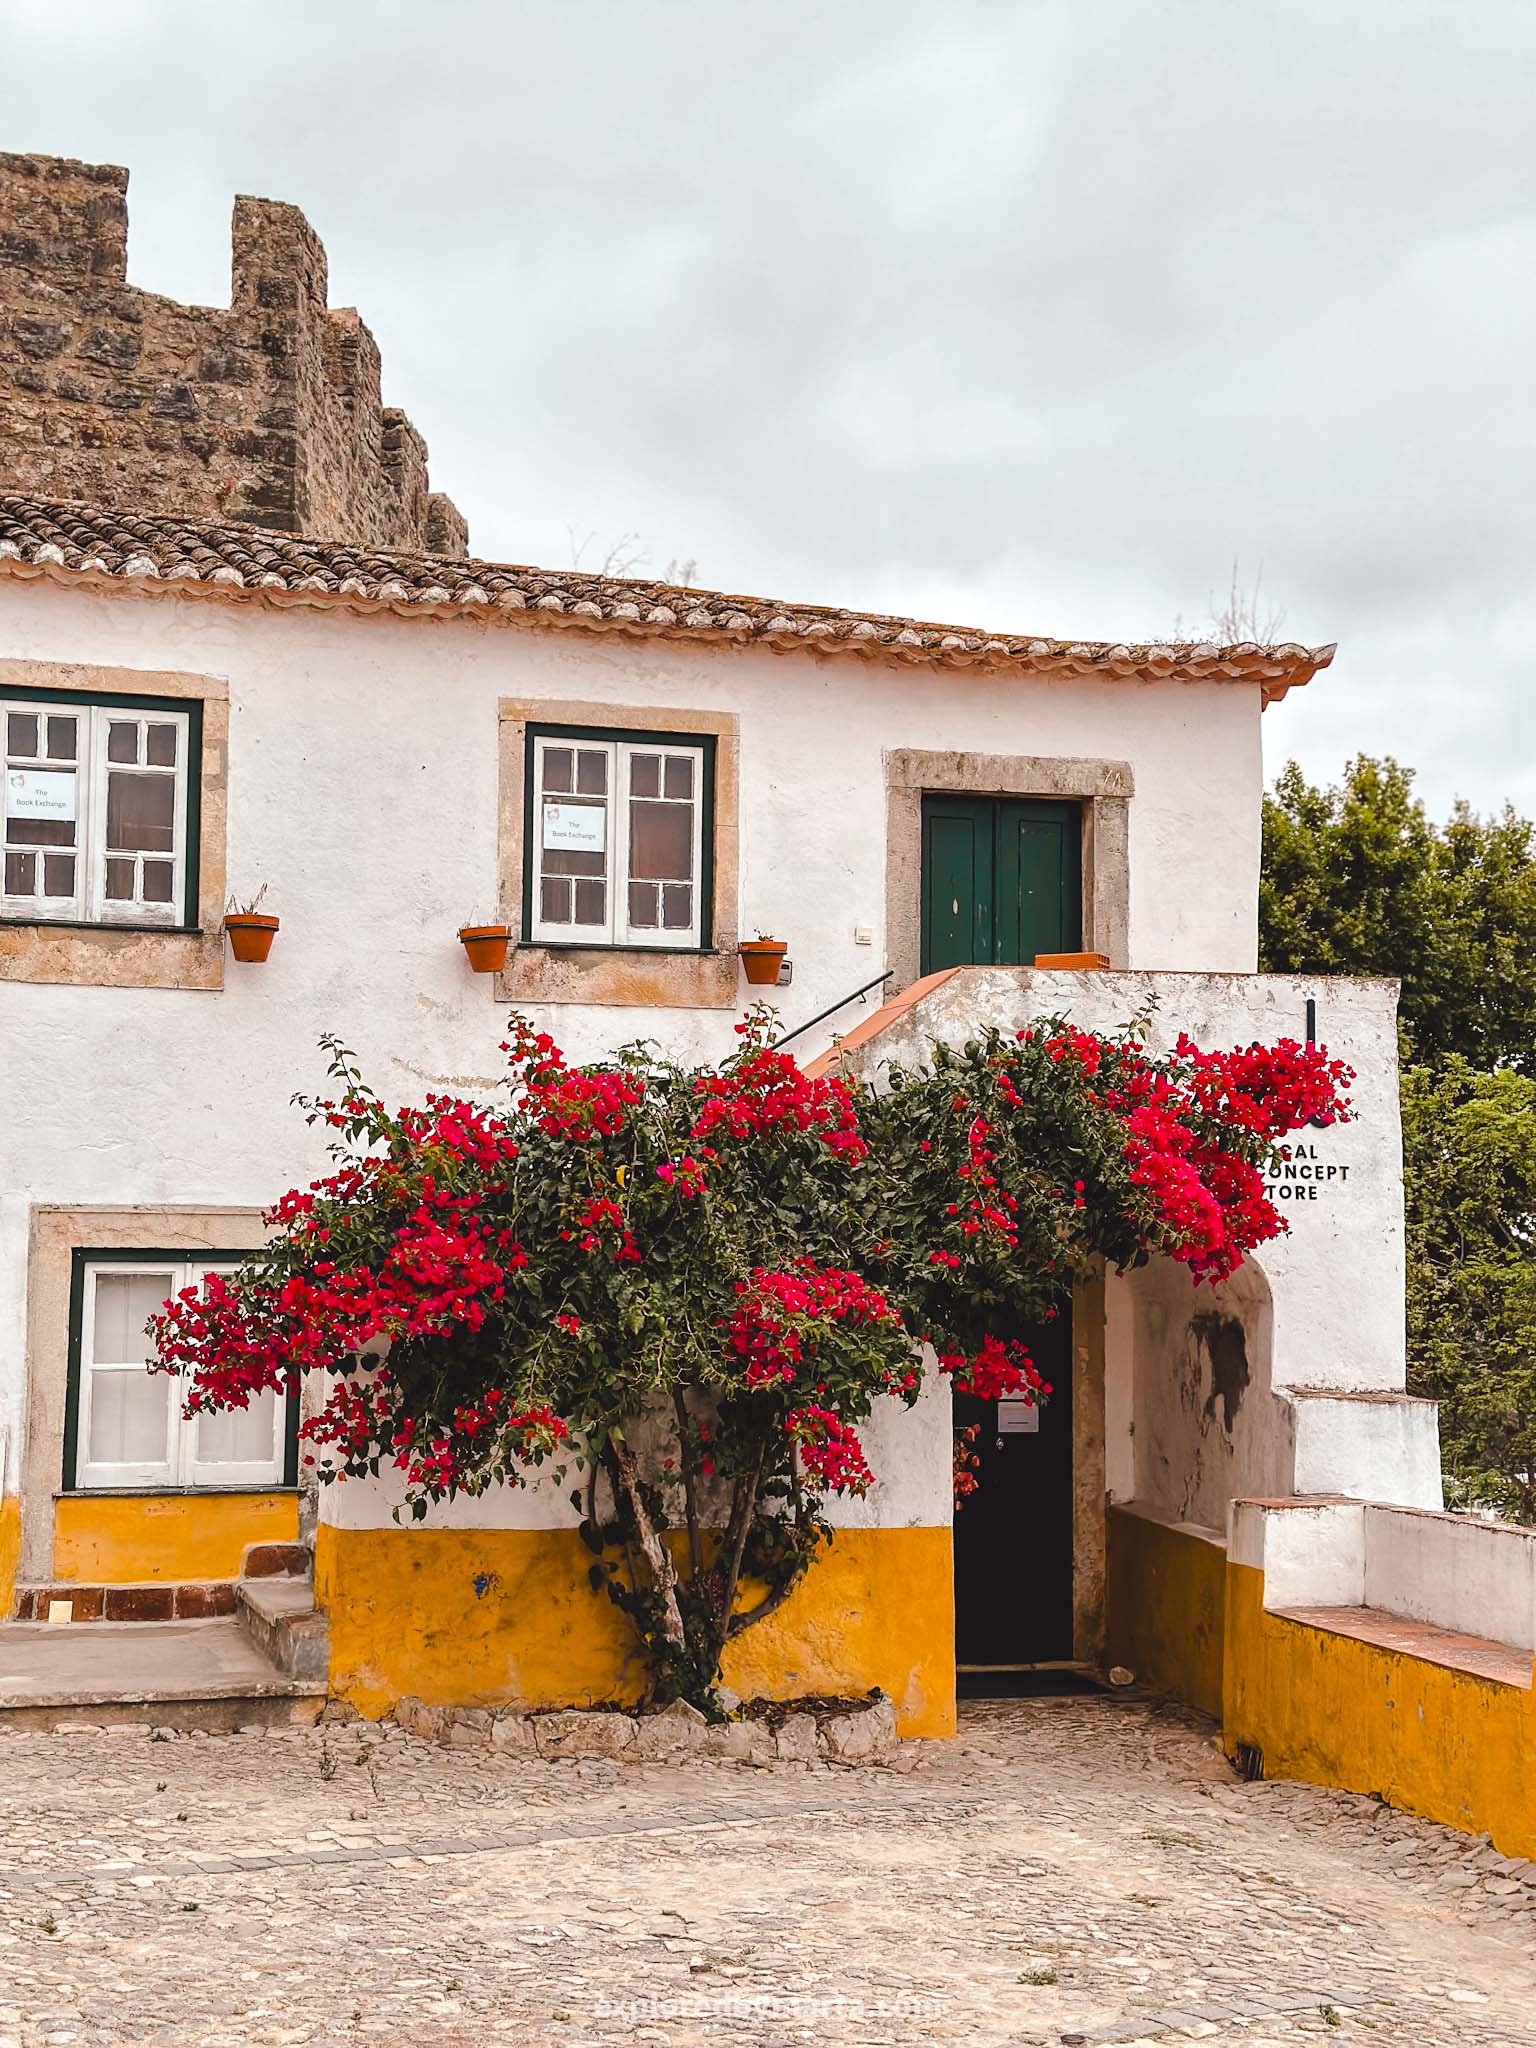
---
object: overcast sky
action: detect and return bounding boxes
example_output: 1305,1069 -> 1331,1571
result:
3,2 -> 1532,815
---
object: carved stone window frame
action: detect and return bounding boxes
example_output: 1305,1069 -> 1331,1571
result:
19,1205 -> 272,1582
884,749 -> 1133,992
0,657 -> 228,991
497,697 -> 740,1009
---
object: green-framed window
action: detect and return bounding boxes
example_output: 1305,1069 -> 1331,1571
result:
2,686 -> 202,930
522,722 -> 715,951
63,1250 -> 298,1493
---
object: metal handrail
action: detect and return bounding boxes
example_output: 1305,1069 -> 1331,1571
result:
773,969 -> 894,1051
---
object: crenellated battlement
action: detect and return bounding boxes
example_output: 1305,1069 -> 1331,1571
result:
0,151 -> 466,551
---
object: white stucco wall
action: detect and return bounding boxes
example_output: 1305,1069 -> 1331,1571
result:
0,579 -> 1266,1496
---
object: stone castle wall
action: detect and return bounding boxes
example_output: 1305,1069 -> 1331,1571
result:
0,151 -> 466,553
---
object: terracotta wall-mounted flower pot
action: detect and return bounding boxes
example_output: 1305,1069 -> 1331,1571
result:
739,938 -> 788,986
224,914 -> 279,963
459,924 -> 511,974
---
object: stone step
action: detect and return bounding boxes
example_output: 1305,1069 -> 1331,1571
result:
235,1576 -> 329,1683
0,1618 -> 324,1732
240,1542 -> 312,1580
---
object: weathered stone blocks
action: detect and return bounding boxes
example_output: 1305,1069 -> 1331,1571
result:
391,1691 -> 900,1768
0,150 -> 466,552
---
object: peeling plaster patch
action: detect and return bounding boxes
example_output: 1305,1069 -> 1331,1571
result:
389,1059 -> 506,1091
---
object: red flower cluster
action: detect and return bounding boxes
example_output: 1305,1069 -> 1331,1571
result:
692,1035 -> 867,1163
1174,1033 -> 1354,1139
726,1263 -> 899,1389
574,1193 -> 640,1262
657,1155 -> 709,1198
154,1178 -> 525,1416
391,1398 -> 567,1495
505,1017 -> 646,1142
937,1334 -> 1047,1402
1016,1025 -> 1355,1285
785,1405 -> 873,1495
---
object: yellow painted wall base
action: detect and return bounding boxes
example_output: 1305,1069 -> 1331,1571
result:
1223,1561 -> 1536,1861
315,1522 -> 956,1737
0,1494 -> 20,1617
1106,1505 -> 1225,1721
51,1490 -> 299,1583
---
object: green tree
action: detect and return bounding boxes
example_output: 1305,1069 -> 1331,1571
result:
1402,1061 -> 1536,1520
1261,756 -> 1536,1071
1261,756 -> 1536,1516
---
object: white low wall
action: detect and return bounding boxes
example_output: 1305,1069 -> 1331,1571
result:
1287,1392 -> 1442,1510
1230,1497 -> 1536,1654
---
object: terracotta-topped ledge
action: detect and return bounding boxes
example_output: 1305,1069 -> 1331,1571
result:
802,969 -> 961,1079
1272,1604 -> 1535,1691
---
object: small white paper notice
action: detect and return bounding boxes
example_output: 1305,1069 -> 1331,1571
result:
997,1398 -> 1039,1435
543,801 -> 606,853
7,768 -> 76,822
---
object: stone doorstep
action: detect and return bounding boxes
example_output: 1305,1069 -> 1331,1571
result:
11,1543 -> 310,1626
234,1576 -> 330,1684
0,1616 -> 325,1732
13,1581 -> 239,1623
393,1690 -> 901,1768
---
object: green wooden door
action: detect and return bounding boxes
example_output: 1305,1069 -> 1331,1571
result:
921,796 -> 1081,973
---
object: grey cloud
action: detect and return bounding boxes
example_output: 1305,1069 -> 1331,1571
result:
1,0 -> 1531,812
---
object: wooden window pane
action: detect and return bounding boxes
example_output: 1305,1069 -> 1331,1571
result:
8,814 -> 75,847
628,881 -> 659,928
7,712 -> 38,756
87,1369 -> 169,1466
107,720 -> 139,764
46,716 -> 77,760
630,800 -> 692,882
541,747 -> 573,794
5,850 -> 34,894
197,1389 -> 277,1465
572,878 -> 606,925
93,1271 -> 172,1363
141,859 -> 174,904
575,750 -> 607,795
106,771 -> 174,853
630,753 -> 660,798
663,756 -> 693,799
540,875 -> 572,923
42,853 -> 75,896
105,856 -> 135,900
543,845 -> 605,878
145,723 -> 177,768
662,883 -> 692,931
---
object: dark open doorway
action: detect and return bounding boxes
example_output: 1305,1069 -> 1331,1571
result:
951,1304 -> 1075,1672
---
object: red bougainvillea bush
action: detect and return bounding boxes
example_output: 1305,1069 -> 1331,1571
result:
150,1007 -> 1350,1706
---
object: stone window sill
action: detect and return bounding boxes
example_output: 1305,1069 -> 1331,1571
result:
0,918 -> 223,991
496,942 -> 741,1010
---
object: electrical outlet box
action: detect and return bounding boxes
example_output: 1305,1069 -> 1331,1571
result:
776,957 -> 793,987
853,925 -> 874,945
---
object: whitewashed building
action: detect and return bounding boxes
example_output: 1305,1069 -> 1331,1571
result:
10,489 -> 1525,1867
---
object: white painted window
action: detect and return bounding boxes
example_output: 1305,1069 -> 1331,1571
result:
2,700 -> 193,927
73,1259 -> 287,1491
531,732 -> 706,949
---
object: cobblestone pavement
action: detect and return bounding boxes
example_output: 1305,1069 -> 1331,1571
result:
0,1694 -> 1532,2047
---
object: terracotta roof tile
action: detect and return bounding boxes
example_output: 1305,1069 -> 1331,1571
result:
0,492 -> 1334,701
